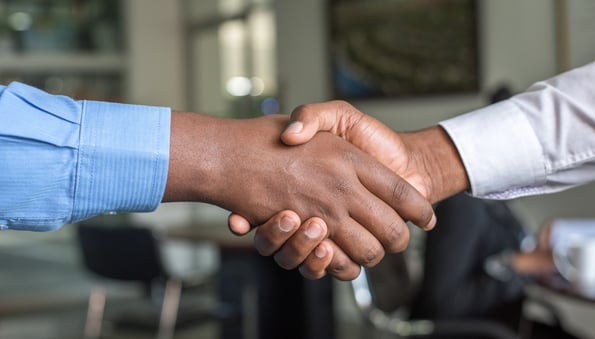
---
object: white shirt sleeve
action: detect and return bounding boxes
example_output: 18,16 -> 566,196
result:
440,61 -> 595,199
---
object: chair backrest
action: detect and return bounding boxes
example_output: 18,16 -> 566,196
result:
77,223 -> 166,283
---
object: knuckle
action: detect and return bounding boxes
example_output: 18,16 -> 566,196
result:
420,204 -> 435,225
334,179 -> 354,196
292,103 -> 314,118
328,258 -> 349,276
384,221 -> 410,253
333,99 -> 351,111
253,237 -> 275,257
299,265 -> 325,280
336,266 -> 361,281
273,253 -> 298,270
391,179 -> 412,203
360,245 -> 385,268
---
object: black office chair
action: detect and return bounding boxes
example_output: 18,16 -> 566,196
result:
76,222 -> 215,339
351,253 -> 519,339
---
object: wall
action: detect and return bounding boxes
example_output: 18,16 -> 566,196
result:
129,0 -> 590,229
276,0 -> 595,230
122,1 -> 595,334
275,1 -> 595,337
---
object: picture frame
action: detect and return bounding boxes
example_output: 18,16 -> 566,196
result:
328,0 -> 480,100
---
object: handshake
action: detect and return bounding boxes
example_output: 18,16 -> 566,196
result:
4,63 -> 586,280
166,100 -> 470,281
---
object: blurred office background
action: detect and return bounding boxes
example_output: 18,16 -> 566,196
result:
1,0 -> 595,338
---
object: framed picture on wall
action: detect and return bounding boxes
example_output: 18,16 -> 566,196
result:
328,0 -> 479,100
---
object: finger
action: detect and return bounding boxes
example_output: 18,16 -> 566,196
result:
324,239 -> 362,281
283,101 -> 405,176
327,215 -> 386,268
298,240 -> 334,280
228,213 -> 253,235
355,151 -> 436,232
346,179 -> 413,253
252,211 -> 301,256
273,217 -> 328,270
282,100 -> 362,145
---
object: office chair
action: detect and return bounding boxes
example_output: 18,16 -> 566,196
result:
76,222 -> 215,339
351,252 -> 519,339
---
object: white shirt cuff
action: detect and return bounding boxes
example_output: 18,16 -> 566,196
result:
439,100 -> 546,199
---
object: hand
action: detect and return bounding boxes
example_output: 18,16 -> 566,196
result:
279,100 -> 468,203
231,211 -> 362,280
509,221 -> 556,277
229,101 -> 468,279
229,101 -> 469,279
232,210 -> 336,279
164,111 -> 435,274
511,250 -> 555,277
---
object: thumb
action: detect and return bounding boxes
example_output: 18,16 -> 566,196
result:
281,115 -> 321,146
228,213 -> 253,235
281,100 -> 354,145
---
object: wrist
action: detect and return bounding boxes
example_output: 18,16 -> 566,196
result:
164,111 -> 230,204
400,126 -> 469,203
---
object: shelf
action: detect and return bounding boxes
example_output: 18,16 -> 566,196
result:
0,52 -> 126,74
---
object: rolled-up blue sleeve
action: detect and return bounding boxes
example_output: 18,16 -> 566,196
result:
0,82 -> 170,231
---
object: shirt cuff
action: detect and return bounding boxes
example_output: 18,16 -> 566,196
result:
439,100 -> 546,199
73,101 -> 171,223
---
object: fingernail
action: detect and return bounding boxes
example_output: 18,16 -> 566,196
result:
285,121 -> 303,134
315,245 -> 327,258
425,214 -> 437,230
305,222 -> 322,239
279,216 -> 295,232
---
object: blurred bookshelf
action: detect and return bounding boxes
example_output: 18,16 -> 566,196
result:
0,0 -> 126,101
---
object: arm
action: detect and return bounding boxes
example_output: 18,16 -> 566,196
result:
165,111 -> 435,276
280,101 -> 470,203
234,61 -> 595,279
228,106 -> 468,279
282,61 -> 595,201
441,61 -> 595,198
0,82 -> 435,280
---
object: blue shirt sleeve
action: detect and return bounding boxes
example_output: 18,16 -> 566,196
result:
0,82 -> 171,231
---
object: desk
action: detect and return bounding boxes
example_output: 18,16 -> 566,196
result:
166,224 -> 335,339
